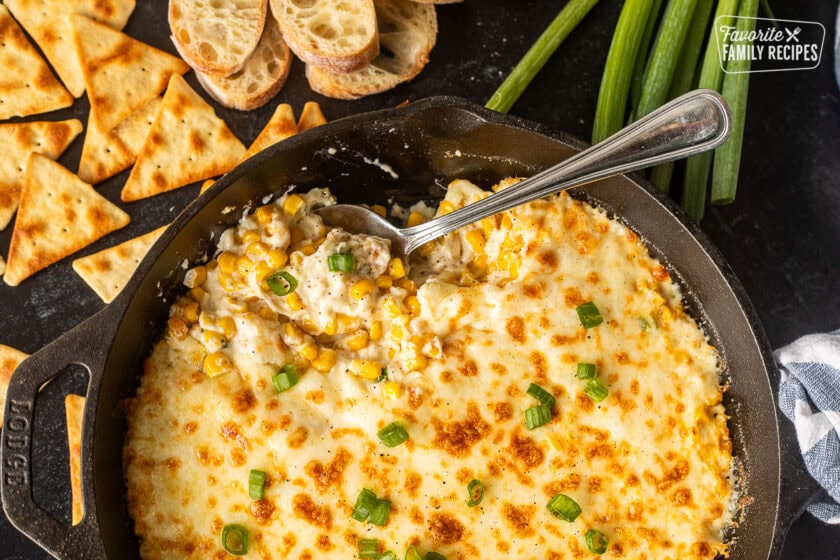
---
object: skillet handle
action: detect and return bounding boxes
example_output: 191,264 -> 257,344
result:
1,312 -> 113,560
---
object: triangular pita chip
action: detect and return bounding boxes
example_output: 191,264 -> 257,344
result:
122,74 -> 245,202
297,101 -> 327,132
72,225 -> 166,303
0,344 -> 29,427
5,0 -> 136,97
78,97 -> 162,185
72,14 -> 189,132
65,393 -> 86,525
199,179 -> 217,194
4,154 -> 130,286
0,5 -> 73,119
0,255 -> 5,276
0,119 -> 83,230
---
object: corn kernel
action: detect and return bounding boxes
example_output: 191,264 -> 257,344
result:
418,242 -> 435,257
203,330 -> 225,350
168,317 -> 189,340
188,287 -> 207,303
299,342 -> 319,361
395,277 -> 416,293
407,211 -> 425,227
312,236 -> 326,249
438,200 -> 455,215
241,230 -> 261,244
481,217 -> 496,239
312,348 -> 337,373
183,302 -> 200,324
388,258 -> 406,279
383,297 -> 402,318
283,194 -> 305,216
323,317 -> 338,336
300,318 -> 320,335
349,359 -> 382,380
254,262 -> 272,284
218,252 -> 237,274
471,254 -> 488,272
390,324 -> 405,341
255,205 -> 277,224
404,296 -> 421,316
371,204 -> 387,217
337,313 -> 357,332
350,278 -> 375,300
501,214 -> 514,230
375,275 -> 393,289
383,381 -> 401,400
346,330 -> 370,351
258,308 -> 278,321
267,249 -> 288,269
236,256 -> 255,277
369,321 -> 383,341
218,316 -> 237,339
246,242 -> 269,259
184,266 -> 207,289
203,351 -> 234,377
286,292 -> 305,311
290,252 -> 304,266
404,354 -> 428,372
299,243 -> 317,256
465,230 -> 486,254
219,274 -> 238,293
290,227 -> 305,246
283,322 -> 303,342
388,348 -> 395,360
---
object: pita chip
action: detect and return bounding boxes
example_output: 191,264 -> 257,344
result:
72,15 -> 189,132
78,97 -> 162,185
0,119 -> 84,230
297,101 -> 327,132
4,154 -> 130,286
72,225 -> 166,303
122,74 -> 246,202
0,5 -> 73,119
0,255 -> 5,276
0,344 -> 29,427
5,0 -> 136,97
65,393 -> 86,525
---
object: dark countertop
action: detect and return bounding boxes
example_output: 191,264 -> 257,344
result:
1,0 -> 838,558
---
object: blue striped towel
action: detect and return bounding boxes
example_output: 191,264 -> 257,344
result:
776,329 -> 840,524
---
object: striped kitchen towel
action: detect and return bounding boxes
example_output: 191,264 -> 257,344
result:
777,329 -> 840,524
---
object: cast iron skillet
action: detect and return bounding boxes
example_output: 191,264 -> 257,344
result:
0,97 -> 823,559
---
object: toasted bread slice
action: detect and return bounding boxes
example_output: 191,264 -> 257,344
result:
271,0 -> 378,73
170,0 -> 268,77
306,0 -> 436,99
196,14 -> 292,110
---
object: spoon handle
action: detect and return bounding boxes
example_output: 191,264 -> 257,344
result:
403,89 -> 732,253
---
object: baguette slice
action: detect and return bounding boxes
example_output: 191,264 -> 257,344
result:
196,14 -> 292,110
170,0 -> 268,77
306,0 -> 436,99
271,0 -> 378,73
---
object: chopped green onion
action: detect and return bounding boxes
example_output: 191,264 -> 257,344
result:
405,546 -> 423,560
378,422 -> 410,448
359,539 -> 380,559
271,363 -> 299,393
377,368 -> 389,383
267,270 -> 298,296
576,302 -> 604,328
524,404 -> 552,430
369,499 -> 392,526
466,479 -> 485,507
328,252 -> 356,272
425,553 -> 447,560
638,317 -> 651,331
576,362 -> 597,380
485,0 -> 600,113
248,469 -> 266,500
584,380 -> 609,402
585,529 -> 609,554
526,383 -> 556,407
547,493 -> 582,522
220,524 -> 249,556
351,488 -> 378,522
378,553 -> 398,560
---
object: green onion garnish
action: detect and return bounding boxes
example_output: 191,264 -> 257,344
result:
524,404 -> 552,430
378,422 -> 409,447
526,382 -> 555,407
585,529 -> 609,554
248,469 -> 266,500
328,252 -> 356,272
576,302 -> 603,328
369,498 -> 391,526
404,546 -> 423,560
584,380 -> 609,402
378,553 -> 398,560
377,368 -> 389,382
351,488 -> 378,522
359,539 -> 380,559
267,270 -> 298,296
576,362 -> 597,380
466,479 -> 485,507
220,524 -> 249,556
547,493 -> 582,522
425,553 -> 447,560
271,363 -> 299,393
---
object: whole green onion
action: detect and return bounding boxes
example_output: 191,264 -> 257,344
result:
267,270 -> 298,296
629,0 -> 665,115
585,529 -> 609,554
547,493 -> 582,522
486,0 -> 600,113
220,524 -> 249,556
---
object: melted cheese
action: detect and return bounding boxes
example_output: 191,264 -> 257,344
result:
125,182 -> 733,560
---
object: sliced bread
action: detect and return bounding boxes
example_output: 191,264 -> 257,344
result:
270,0 -> 378,73
169,0 -> 268,77
306,0 -> 436,99
196,13 -> 292,110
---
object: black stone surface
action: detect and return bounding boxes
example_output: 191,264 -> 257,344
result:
1,0 -> 838,558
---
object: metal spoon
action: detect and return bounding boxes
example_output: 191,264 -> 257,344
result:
316,89 -> 732,257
